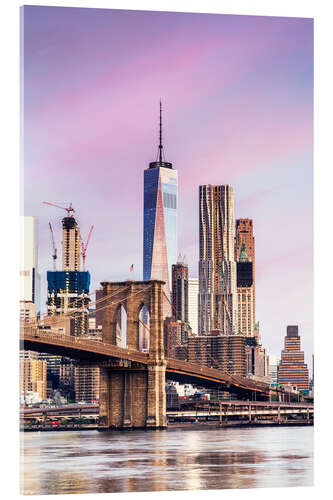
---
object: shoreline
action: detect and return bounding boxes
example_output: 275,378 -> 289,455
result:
21,420 -> 313,432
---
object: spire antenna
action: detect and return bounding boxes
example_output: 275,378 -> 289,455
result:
158,99 -> 163,163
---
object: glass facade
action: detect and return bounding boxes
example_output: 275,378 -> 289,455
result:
143,165 -> 178,291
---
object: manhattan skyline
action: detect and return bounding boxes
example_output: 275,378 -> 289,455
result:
22,6 -> 313,368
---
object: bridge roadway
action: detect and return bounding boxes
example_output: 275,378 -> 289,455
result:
21,327 -> 270,398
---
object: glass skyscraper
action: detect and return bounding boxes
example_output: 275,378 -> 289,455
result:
143,102 -> 178,301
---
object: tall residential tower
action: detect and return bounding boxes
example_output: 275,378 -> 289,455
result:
198,185 -> 238,335
143,102 -> 178,312
235,219 -> 256,324
236,242 -> 255,337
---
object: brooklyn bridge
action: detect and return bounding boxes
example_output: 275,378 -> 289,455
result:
21,280 -> 296,430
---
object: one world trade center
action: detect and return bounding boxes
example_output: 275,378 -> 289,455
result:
143,102 -> 178,314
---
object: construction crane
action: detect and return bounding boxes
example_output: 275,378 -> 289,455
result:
81,225 -> 94,271
43,201 -> 75,217
48,222 -> 57,271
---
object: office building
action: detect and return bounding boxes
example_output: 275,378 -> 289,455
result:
172,256 -> 188,322
20,301 -> 37,325
143,102 -> 177,315
164,317 -> 191,357
58,359 -> 76,400
20,215 -> 41,318
245,341 -> 270,383
188,278 -> 199,335
269,355 -> 280,385
198,185 -> 238,335
235,219 -> 256,323
278,326 -> 309,391
75,365 -> 100,403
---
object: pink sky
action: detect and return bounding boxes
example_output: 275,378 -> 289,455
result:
23,6 -> 313,370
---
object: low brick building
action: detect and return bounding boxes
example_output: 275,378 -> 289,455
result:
187,332 -> 247,377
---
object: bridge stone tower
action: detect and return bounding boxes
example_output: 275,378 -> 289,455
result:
98,280 -> 167,429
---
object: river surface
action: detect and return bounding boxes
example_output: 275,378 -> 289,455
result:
21,426 -> 313,495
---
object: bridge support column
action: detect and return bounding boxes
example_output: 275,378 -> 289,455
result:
99,363 -> 166,430
146,363 -> 166,429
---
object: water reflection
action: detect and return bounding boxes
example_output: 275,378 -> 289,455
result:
21,427 -> 313,495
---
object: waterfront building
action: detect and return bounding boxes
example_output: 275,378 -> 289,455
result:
143,102 -> 178,315
74,365 -> 100,403
20,355 -> 47,401
269,355 -> 281,385
188,278 -> 199,335
277,326 -> 309,391
198,185 -> 238,335
236,243 -> 255,337
235,219 -> 255,322
38,352 -> 63,386
166,383 -> 179,409
58,359 -> 75,400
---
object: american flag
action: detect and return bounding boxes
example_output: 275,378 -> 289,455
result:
130,264 -> 134,272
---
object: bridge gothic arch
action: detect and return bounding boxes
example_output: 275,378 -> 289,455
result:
114,304 -> 127,348
138,303 -> 150,353
100,280 -> 165,359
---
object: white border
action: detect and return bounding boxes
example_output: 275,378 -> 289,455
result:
1,1 -> 332,499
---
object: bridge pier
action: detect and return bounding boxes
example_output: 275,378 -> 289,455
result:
99,363 -> 166,430
98,280 -> 167,430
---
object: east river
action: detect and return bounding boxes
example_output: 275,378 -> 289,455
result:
21,426 -> 313,495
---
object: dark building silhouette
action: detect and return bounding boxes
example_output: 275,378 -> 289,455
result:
172,257 -> 188,322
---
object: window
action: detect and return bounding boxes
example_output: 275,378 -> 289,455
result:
163,192 -> 177,209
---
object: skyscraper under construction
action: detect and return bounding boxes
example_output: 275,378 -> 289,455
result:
47,213 -> 90,336
62,216 -> 81,271
198,185 -> 238,335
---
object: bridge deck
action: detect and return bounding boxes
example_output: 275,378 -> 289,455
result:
22,328 -> 272,395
